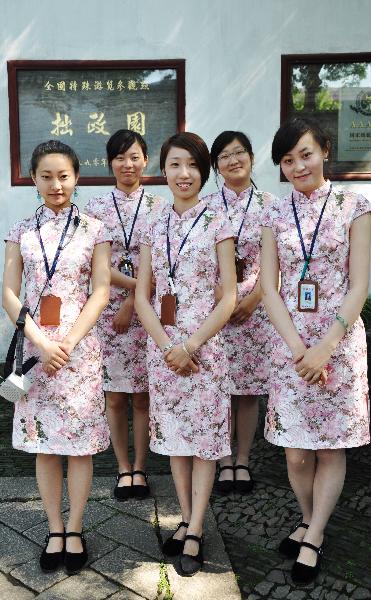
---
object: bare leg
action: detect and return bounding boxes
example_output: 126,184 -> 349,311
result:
170,456 -> 192,541
106,391 -> 131,487
185,457 -> 216,556
285,448 -> 316,542
36,454 -> 64,552
298,448 -> 346,566
132,392 -> 150,485
66,455 -> 93,552
218,396 -> 236,482
235,394 -> 259,481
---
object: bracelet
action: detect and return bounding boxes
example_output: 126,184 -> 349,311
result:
162,343 -> 174,354
182,342 -> 193,357
336,314 -> 349,331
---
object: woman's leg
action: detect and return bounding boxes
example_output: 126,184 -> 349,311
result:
285,448 -> 316,542
170,456 -> 193,540
66,455 -> 93,552
185,457 -> 216,556
36,454 -> 64,552
132,392 -> 150,485
218,396 -> 236,482
235,394 -> 259,481
298,448 -> 346,566
106,391 -> 131,486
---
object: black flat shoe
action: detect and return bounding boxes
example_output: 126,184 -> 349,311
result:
179,534 -> 204,577
279,521 -> 309,559
234,464 -> 254,494
39,531 -> 65,573
131,470 -> 150,499
113,472 -> 133,501
162,521 -> 189,556
64,531 -> 88,575
215,465 -> 234,494
291,541 -> 323,585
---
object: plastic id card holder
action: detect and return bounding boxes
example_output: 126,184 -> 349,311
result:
297,279 -> 318,312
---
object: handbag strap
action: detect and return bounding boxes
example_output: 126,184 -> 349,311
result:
4,306 -> 38,378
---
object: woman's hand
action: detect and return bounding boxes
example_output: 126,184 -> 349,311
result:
164,343 -> 199,377
294,341 -> 332,385
112,295 -> 134,333
40,339 -> 70,376
230,294 -> 259,324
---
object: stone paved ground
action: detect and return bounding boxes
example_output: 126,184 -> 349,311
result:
1,398 -> 370,599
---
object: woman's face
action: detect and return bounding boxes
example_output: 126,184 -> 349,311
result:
217,138 -> 252,188
32,153 -> 78,212
280,131 -> 328,195
111,141 -> 148,191
164,146 -> 201,201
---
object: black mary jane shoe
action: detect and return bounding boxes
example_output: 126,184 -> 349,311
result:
39,531 -> 65,573
179,534 -> 204,577
113,472 -> 133,501
162,521 -> 189,557
131,470 -> 150,499
64,531 -> 88,575
215,465 -> 234,494
278,521 -> 309,559
291,541 -> 323,586
234,464 -> 254,494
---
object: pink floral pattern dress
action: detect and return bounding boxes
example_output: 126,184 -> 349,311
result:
85,187 -> 167,393
5,207 -> 111,455
205,185 -> 275,395
141,200 -> 234,460
261,181 -> 370,449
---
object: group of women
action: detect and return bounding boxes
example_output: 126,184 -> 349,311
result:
2,117 -> 370,585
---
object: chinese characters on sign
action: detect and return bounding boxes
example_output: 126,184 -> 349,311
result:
338,88 -> 371,161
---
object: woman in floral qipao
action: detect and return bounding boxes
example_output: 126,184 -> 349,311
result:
260,118 -> 371,585
2,141 -> 111,574
135,132 -> 236,576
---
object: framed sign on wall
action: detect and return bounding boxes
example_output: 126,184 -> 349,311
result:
8,59 -> 185,185
281,52 -> 371,181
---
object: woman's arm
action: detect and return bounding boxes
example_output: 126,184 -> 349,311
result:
295,213 -> 371,383
61,242 -> 111,354
2,242 -> 70,370
260,227 -> 306,359
110,267 -> 137,291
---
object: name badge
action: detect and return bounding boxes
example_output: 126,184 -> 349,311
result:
235,256 -> 245,283
161,294 -> 177,326
298,279 -> 318,312
119,256 -> 134,278
40,295 -> 62,326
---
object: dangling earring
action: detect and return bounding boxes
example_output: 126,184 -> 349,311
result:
73,186 -> 79,200
36,189 -> 41,201
324,158 -> 329,163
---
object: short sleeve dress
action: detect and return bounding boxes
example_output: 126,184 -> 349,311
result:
5,207 -> 111,456
141,200 -> 234,460
205,185 -> 275,395
261,181 -> 370,449
85,187 -> 167,393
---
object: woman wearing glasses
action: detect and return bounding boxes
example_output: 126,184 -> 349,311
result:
205,131 -> 275,494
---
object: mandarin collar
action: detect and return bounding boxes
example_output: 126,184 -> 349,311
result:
112,185 -> 143,202
170,199 -> 207,222
292,180 -> 332,203
37,204 -> 75,225
222,184 -> 252,205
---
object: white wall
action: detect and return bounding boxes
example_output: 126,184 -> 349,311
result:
1,0 -> 371,356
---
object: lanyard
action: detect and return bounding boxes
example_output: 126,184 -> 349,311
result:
222,187 -> 253,245
166,206 -> 207,291
112,189 -> 144,254
291,184 -> 332,280
36,205 -> 74,282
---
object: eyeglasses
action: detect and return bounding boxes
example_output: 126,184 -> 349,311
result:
217,149 -> 248,163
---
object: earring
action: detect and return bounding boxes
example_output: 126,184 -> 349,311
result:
324,158 -> 329,163
73,186 -> 79,199
36,190 -> 41,201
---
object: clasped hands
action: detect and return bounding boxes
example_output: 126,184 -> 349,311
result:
164,343 -> 199,377
40,338 -> 74,376
292,341 -> 332,385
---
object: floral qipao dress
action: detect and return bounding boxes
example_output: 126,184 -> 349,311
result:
5,207 -> 111,455
205,185 -> 275,395
85,187 -> 167,393
261,181 -> 370,449
141,200 -> 234,460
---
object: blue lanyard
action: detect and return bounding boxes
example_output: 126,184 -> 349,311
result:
166,206 -> 207,283
112,189 -> 144,254
36,205 -> 74,282
221,187 -> 253,245
291,184 -> 332,280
